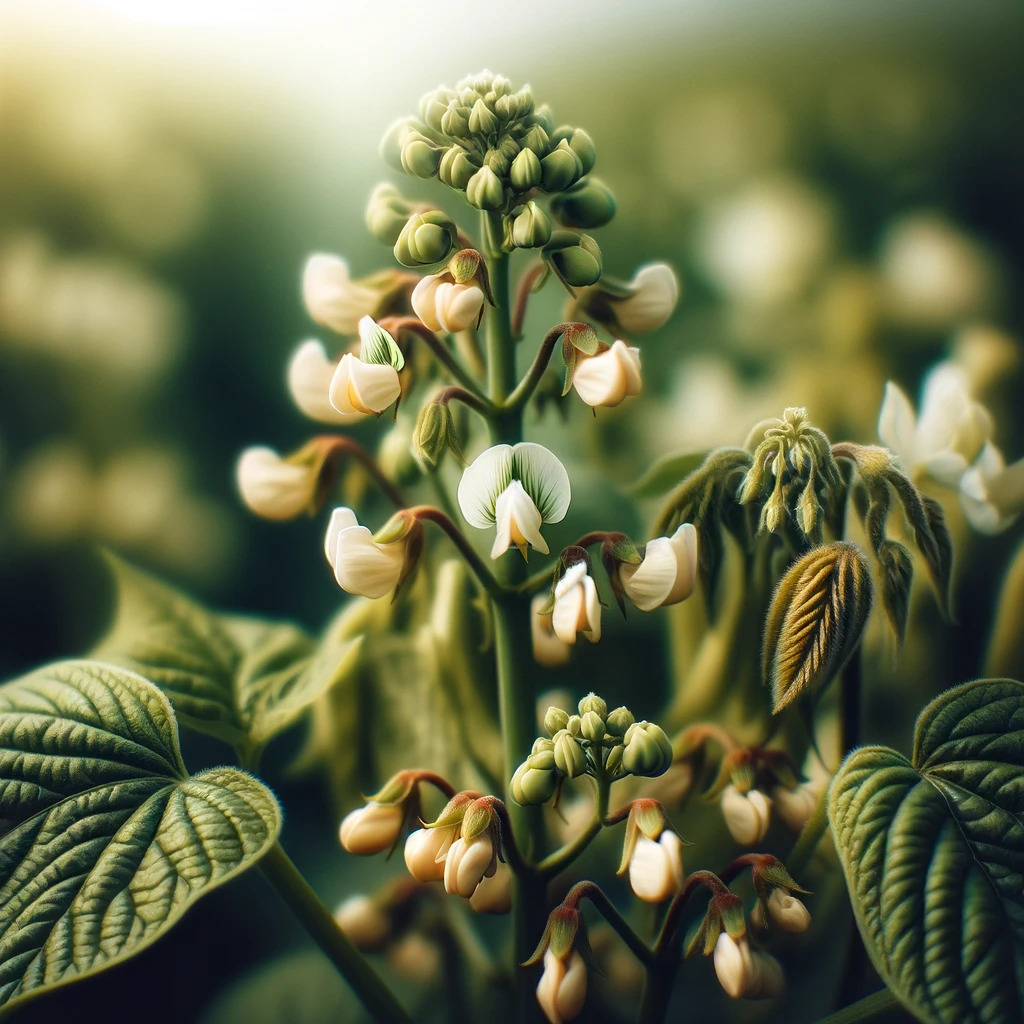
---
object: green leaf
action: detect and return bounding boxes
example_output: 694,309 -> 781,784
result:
626,450 -> 709,499
829,678 -> 1024,1024
94,555 -> 359,753
763,542 -> 873,713
0,660 -> 281,1017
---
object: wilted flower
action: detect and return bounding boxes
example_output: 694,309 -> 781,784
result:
287,339 -> 362,425
411,274 -> 484,333
618,523 -> 698,612
339,801 -> 405,855
551,562 -> 601,644
236,446 -> 319,521
303,254 -> 381,335
721,785 -> 772,845
571,341 -> 642,408
537,949 -> 587,1024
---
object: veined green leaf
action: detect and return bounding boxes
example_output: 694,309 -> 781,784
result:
94,555 -> 360,753
829,678 -> 1024,1024
0,660 -> 281,1017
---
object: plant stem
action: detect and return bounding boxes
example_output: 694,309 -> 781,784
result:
534,776 -> 610,879
815,987 -> 901,1023
259,842 -> 411,1024
385,316 -> 490,402
410,505 -> 504,600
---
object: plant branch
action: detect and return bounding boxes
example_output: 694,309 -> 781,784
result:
535,776 -> 611,879
512,261 -> 547,339
321,435 -> 407,508
409,505 -> 504,600
562,881 -> 655,966
503,324 -> 566,412
385,316 -> 489,402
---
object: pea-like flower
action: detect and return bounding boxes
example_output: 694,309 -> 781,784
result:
609,263 -> 680,333
328,317 -> 405,417
714,934 -> 784,999
537,949 -> 587,1024
959,442 -> 1024,534
571,341 -> 642,408
618,523 -> 698,612
458,442 -> 571,560
236,446 -> 319,521
627,831 -> 685,903
404,826 -> 457,882
411,274 -> 485,334
444,833 -> 498,898
531,594 -> 572,666
324,507 -> 412,600
551,562 -> 602,644
721,785 -> 772,846
753,888 -> 811,933
287,339 -> 363,425
303,254 -> 381,335
338,801 -> 405,855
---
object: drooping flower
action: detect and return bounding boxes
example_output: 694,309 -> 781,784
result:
443,833 -> 498,898
754,888 -> 811,933
457,442 -> 571,560
338,801 -> 405,855
551,562 -> 601,644
404,826 -> 457,882
618,523 -> 698,612
287,339 -> 363,424
531,594 -> 572,666
714,934 -> 784,999
721,785 -> 772,845
571,341 -> 642,408
236,446 -> 320,520
328,317 -> 405,418
411,273 -> 485,333
302,254 -> 382,335
537,949 -> 587,1024
324,507 -> 416,600
627,831 -> 685,903
608,263 -> 680,333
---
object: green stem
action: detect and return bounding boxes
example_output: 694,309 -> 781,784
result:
503,324 -> 565,412
562,881 -> 654,966
388,316 -> 489,402
638,962 -> 679,1024
815,988 -> 901,1023
535,776 -> 610,879
410,505 -> 504,600
259,843 -> 410,1024
785,782 -> 831,879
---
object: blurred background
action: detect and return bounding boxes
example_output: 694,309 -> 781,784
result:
2,0 -> 1023,1020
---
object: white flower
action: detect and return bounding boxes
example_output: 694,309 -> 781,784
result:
759,888 -> 811,933
443,834 -> 497,898
537,949 -> 587,1024
571,341 -> 642,408
960,443 -> 1024,534
627,831 -> 685,903
411,274 -> 485,333
878,363 -> 993,485
403,826 -> 455,882
328,316 -> 404,417
287,339 -> 363,424
551,562 -> 602,645
721,785 -> 771,845
469,862 -> 513,913
611,263 -> 680,333
338,801 -> 404,855
334,895 -> 390,950
771,782 -> 821,833
303,253 -> 380,335
531,594 -> 572,667
618,523 -> 698,612
458,442 -> 571,560
714,934 -> 784,999
236,446 -> 318,521
324,507 -> 406,599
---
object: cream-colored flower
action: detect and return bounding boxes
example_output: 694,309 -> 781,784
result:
334,895 -> 390,950
627,831 -> 685,903
287,339 -> 363,424
611,263 -> 680,333
571,341 -> 642,408
338,801 -> 404,855
721,785 -> 771,845
328,316 -> 404,417
756,888 -> 811,933
537,950 -> 587,1024
714,934 -> 784,999
618,523 -> 698,612
960,443 -> 1024,534
443,833 -> 497,898
236,446 -> 318,521
403,826 -> 456,882
411,274 -> 485,333
303,253 -> 380,335
531,594 -> 572,667
324,507 -> 406,599
469,862 -> 513,913
551,562 -> 602,645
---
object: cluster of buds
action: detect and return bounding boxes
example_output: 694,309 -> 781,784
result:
511,694 -> 673,805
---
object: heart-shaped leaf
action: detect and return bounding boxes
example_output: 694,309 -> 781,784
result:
829,678 -> 1024,1024
95,555 -> 360,755
0,660 -> 281,1016
763,542 -> 873,713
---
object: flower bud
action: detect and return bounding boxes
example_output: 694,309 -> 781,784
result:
470,862 -> 513,913
511,202 -> 552,249
444,833 -> 497,898
551,177 -> 616,229
380,118 -> 416,171
622,721 -> 673,777
302,253 -> 380,335
610,263 -> 680,334
757,888 -> 811,933
439,146 -> 478,190
236,446 -> 320,521
412,275 -> 485,334
468,98 -> 499,136
628,831 -> 685,903
541,140 -> 583,192
394,211 -> 459,267
551,562 -> 602,644
544,231 -> 603,287
605,706 -> 634,736
420,91 -> 450,131
484,146 -> 512,176
568,129 -> 596,175
580,711 -> 604,743
511,760 -> 558,805
441,100 -> 470,137
404,826 -> 456,882
571,340 -> 641,408
412,401 -> 462,469
338,801 -> 405,855
365,184 -> 415,246
532,596 -> 573,667
401,136 -> 441,178
578,693 -> 607,718
714,934 -> 784,999
537,949 -> 587,1024
553,730 -> 589,779
334,895 -> 390,950
521,124 -> 550,155
510,147 -> 543,191
771,781 -> 822,832
466,165 -> 505,210
721,785 -> 772,846
544,706 -> 571,735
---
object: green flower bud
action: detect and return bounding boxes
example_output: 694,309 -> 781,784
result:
412,401 -> 464,470
622,721 -> 674,778
541,140 -> 583,192
532,736 -> 555,754
494,93 -> 515,120
527,746 -> 556,771
466,165 -> 505,210
380,118 -> 416,171
569,129 -> 596,175
401,136 -> 441,179
469,98 -> 499,136
521,124 -> 549,156
553,730 -> 589,779
491,74 -> 512,97
484,147 -> 511,176
605,743 -> 624,775
544,230 -> 603,287
606,706 -> 635,736
532,104 -> 554,134
365,184 -> 414,246
394,212 -> 458,268
420,92 -> 450,132
544,706 -> 570,736
510,202 -> 552,249
439,147 -> 478,191
441,100 -> 470,138
551,177 -> 616,229
512,761 -> 558,805
566,714 -> 582,736
580,711 -> 605,743
510,148 -> 542,191
578,693 -> 607,718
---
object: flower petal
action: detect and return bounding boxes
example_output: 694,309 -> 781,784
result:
620,536 -> 677,612
510,442 -> 571,523
613,263 -> 680,333
492,480 -> 547,558
357,315 -> 404,370
411,275 -> 444,332
878,381 -> 917,468
458,444 -> 515,527
303,253 -> 378,335
333,525 -> 405,598
324,506 -> 360,567
435,282 -> 484,334
236,446 -> 316,520
288,340 -> 363,425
